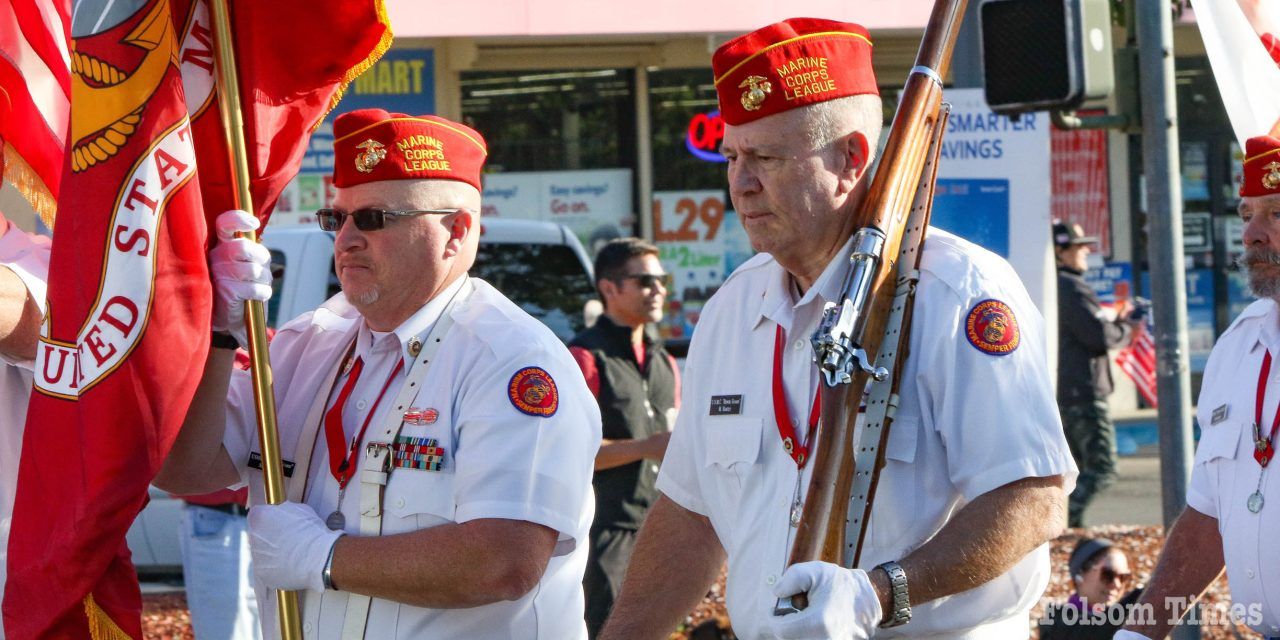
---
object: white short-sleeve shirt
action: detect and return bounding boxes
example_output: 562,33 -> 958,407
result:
657,228 -> 1077,639
1189,298 -> 1280,636
222,277 -> 601,640
0,223 -> 51,639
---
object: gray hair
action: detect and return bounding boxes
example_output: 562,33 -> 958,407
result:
804,94 -> 884,162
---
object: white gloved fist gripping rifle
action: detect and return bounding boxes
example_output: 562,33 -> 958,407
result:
248,501 -> 344,592
209,209 -> 273,348
765,561 -> 883,640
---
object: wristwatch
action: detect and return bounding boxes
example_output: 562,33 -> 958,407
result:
876,561 -> 912,628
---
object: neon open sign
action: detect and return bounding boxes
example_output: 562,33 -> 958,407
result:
685,110 -> 727,163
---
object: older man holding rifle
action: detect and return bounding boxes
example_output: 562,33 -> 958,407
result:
599,15 -> 1075,640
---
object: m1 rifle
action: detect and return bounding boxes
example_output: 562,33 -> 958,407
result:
777,0 -> 968,613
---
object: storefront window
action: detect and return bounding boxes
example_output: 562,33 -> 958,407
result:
649,68 -> 727,192
461,68 -> 636,173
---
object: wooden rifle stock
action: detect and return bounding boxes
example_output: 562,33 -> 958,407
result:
783,0 -> 969,602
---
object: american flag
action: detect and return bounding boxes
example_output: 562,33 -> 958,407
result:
1117,315 -> 1158,408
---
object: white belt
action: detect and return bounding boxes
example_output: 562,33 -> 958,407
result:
339,281 -> 466,640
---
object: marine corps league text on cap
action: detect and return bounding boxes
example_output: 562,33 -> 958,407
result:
332,108 -> 488,190
711,17 -> 879,126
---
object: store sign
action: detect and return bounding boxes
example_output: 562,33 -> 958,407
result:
481,169 -> 633,252
685,110 -> 727,163
653,190 -> 728,339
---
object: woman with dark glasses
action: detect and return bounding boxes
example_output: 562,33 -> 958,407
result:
1039,538 -> 1141,639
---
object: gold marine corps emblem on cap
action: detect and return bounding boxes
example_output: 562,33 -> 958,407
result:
738,75 -> 773,111
1263,161 -> 1280,191
354,139 -> 387,173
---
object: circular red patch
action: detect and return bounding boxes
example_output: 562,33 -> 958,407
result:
965,299 -> 1020,355
508,367 -> 559,417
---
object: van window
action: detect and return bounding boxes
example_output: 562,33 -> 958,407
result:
473,242 -> 596,342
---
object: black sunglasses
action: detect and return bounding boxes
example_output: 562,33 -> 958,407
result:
316,207 -> 466,232
617,273 -> 672,290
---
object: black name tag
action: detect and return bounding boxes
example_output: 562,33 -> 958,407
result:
248,452 -> 295,477
709,395 -> 743,416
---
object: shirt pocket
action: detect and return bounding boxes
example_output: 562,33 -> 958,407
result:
382,469 -> 457,534
868,416 -> 920,554
702,417 -> 763,496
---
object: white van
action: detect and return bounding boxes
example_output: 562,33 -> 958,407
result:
128,218 -> 598,574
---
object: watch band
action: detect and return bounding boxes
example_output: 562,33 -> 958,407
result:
876,560 -> 912,628
210,331 -> 241,350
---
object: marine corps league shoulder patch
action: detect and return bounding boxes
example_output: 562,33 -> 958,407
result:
509,367 -> 559,417
964,299 -> 1020,356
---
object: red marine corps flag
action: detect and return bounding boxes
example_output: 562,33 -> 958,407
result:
2,1 -> 390,637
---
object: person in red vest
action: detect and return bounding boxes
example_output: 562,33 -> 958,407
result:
0,138 -> 51,640
1118,135 -> 1280,640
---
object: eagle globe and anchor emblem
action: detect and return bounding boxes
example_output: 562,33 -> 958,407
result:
355,139 -> 387,173
738,75 -> 773,111
1263,161 -> 1280,192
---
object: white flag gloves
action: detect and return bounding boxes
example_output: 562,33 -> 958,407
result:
209,209 -> 272,347
765,562 -> 882,640
248,501 -> 342,592
1111,631 -> 1153,640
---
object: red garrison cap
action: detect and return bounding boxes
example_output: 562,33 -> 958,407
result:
332,109 -> 488,190
712,17 -> 879,126
1241,135 -> 1280,198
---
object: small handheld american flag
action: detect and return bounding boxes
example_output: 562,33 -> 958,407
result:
1116,297 -> 1157,408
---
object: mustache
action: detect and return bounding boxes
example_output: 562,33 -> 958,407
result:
1239,249 -> 1280,268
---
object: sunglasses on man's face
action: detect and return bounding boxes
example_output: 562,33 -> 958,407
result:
316,207 -> 465,232
618,273 -> 672,290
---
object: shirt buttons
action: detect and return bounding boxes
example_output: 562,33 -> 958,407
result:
1247,568 -> 1256,579
303,622 -> 313,633
793,339 -> 805,351
395,497 -> 406,508
766,574 -> 777,586
356,399 -> 368,410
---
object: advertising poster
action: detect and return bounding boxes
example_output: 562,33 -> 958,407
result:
482,169 -> 633,252
1084,262 -> 1134,307
939,88 -> 1054,319
1051,122 -> 1111,255
652,190 -> 728,339
1141,269 -> 1217,372
270,48 -> 436,227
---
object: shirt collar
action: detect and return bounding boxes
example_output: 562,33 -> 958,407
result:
1248,299 -> 1280,356
355,275 -> 468,366
754,233 -> 857,332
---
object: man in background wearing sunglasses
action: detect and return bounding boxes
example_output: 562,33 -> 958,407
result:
568,237 -> 679,638
155,109 -> 601,640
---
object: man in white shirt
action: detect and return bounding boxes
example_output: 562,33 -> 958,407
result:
155,109 -> 601,640
600,18 -> 1075,640
0,142 -> 53,640
1117,134 -> 1280,640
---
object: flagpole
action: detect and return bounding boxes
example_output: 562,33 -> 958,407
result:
208,1 -> 303,638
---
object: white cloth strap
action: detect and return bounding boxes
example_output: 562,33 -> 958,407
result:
340,280 -> 469,640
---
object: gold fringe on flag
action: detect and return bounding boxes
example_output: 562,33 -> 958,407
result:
1,145 -> 57,229
313,0 -> 394,130
83,593 -> 132,640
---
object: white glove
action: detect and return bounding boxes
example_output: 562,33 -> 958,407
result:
209,209 -> 272,347
1111,631 -> 1153,640
247,501 -> 343,592
765,562 -> 882,640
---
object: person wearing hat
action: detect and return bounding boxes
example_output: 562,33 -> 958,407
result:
155,110 -> 601,639
599,18 -> 1075,640
1038,538 -> 1138,639
1117,135 -> 1280,640
1053,220 -> 1137,528
0,135 -> 52,640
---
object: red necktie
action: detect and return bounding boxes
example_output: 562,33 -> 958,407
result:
323,356 -> 365,487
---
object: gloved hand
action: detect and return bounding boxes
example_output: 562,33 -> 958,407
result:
1111,631 -> 1153,640
765,562 -> 882,640
209,209 -> 272,347
247,501 -> 343,592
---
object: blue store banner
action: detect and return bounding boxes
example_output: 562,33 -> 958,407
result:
1141,269 -> 1217,372
931,178 -> 1011,257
